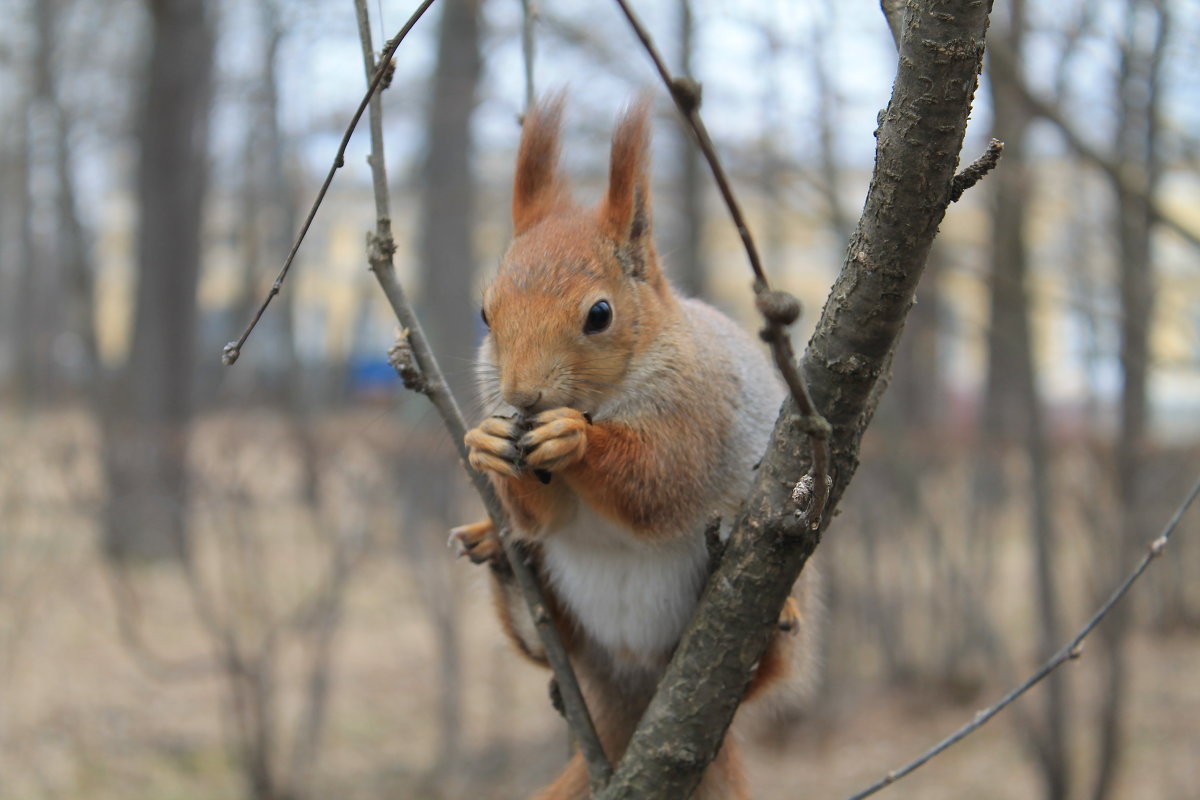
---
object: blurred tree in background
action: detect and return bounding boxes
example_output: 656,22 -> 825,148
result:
102,0 -> 215,561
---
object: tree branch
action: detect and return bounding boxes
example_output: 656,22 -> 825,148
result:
221,0 -> 436,365
613,0 -> 831,529
843,474 -> 1200,800
349,0 -> 611,790
950,138 -> 1004,202
520,0 -> 537,112
595,2 -> 993,796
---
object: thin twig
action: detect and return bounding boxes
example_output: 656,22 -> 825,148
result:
949,139 -> 1004,202
350,0 -> 611,790
613,0 -> 765,289
613,0 -> 831,528
842,474 -> 1200,800
220,0 -> 436,366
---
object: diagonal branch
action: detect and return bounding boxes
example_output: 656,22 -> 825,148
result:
349,0 -> 611,790
221,0 -> 437,365
613,0 -> 831,529
843,474 -> 1200,800
595,2 -> 994,797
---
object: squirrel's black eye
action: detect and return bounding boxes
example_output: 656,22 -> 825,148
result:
583,300 -> 612,334
481,307 -> 489,328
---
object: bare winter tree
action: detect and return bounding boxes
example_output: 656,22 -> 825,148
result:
418,0 -> 484,403
9,0 -> 98,405
102,0 -> 214,560
984,3 -> 1072,798
228,0 -> 303,405
1092,3 -> 1169,798
408,0 -> 485,775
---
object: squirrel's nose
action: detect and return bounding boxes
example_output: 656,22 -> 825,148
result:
506,389 -> 543,413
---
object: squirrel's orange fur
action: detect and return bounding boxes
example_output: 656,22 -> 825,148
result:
456,97 -> 816,799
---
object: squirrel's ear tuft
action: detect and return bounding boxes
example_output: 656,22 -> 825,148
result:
601,97 -> 657,281
513,94 -> 571,236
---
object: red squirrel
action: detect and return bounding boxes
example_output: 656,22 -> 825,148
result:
453,96 -> 815,799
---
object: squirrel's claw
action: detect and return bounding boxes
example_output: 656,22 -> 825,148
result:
777,596 -> 802,634
468,448 -> 522,479
521,408 -> 589,472
450,519 -> 503,565
466,418 -> 523,478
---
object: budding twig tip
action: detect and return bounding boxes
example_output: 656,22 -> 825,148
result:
755,289 -> 802,327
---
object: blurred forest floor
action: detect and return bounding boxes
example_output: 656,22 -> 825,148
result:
1,408 -> 1197,800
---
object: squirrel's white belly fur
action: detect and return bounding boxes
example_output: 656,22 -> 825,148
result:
542,505 -> 708,673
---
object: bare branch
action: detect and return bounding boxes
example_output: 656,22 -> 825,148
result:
842,474 -> 1200,800
520,0 -> 537,112
949,138 -> 1004,202
349,1 -> 612,789
220,0 -> 436,366
613,0 -> 764,288
613,0 -> 832,529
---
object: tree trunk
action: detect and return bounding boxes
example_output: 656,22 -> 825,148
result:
418,0 -> 484,407
986,4 -> 1072,797
102,0 -> 214,561
413,0 -> 484,771
42,0 -> 98,393
1092,4 -> 1165,799
227,0 -> 301,407
12,99 -> 42,406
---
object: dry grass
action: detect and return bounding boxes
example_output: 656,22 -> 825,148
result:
1,408 -> 1197,800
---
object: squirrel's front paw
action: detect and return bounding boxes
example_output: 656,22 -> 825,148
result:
466,416 -> 524,478
521,407 -> 590,472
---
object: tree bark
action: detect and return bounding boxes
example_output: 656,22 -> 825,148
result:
102,0 -> 214,560
595,3 -> 993,796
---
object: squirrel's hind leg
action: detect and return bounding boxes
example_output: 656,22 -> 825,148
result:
744,596 -> 802,702
532,752 -> 589,800
450,518 -> 504,566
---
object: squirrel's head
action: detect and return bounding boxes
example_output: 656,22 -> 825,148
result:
479,95 -> 675,417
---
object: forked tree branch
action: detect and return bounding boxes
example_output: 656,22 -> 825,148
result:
843,474 -> 1200,800
349,0 -> 611,790
594,3 -> 994,797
